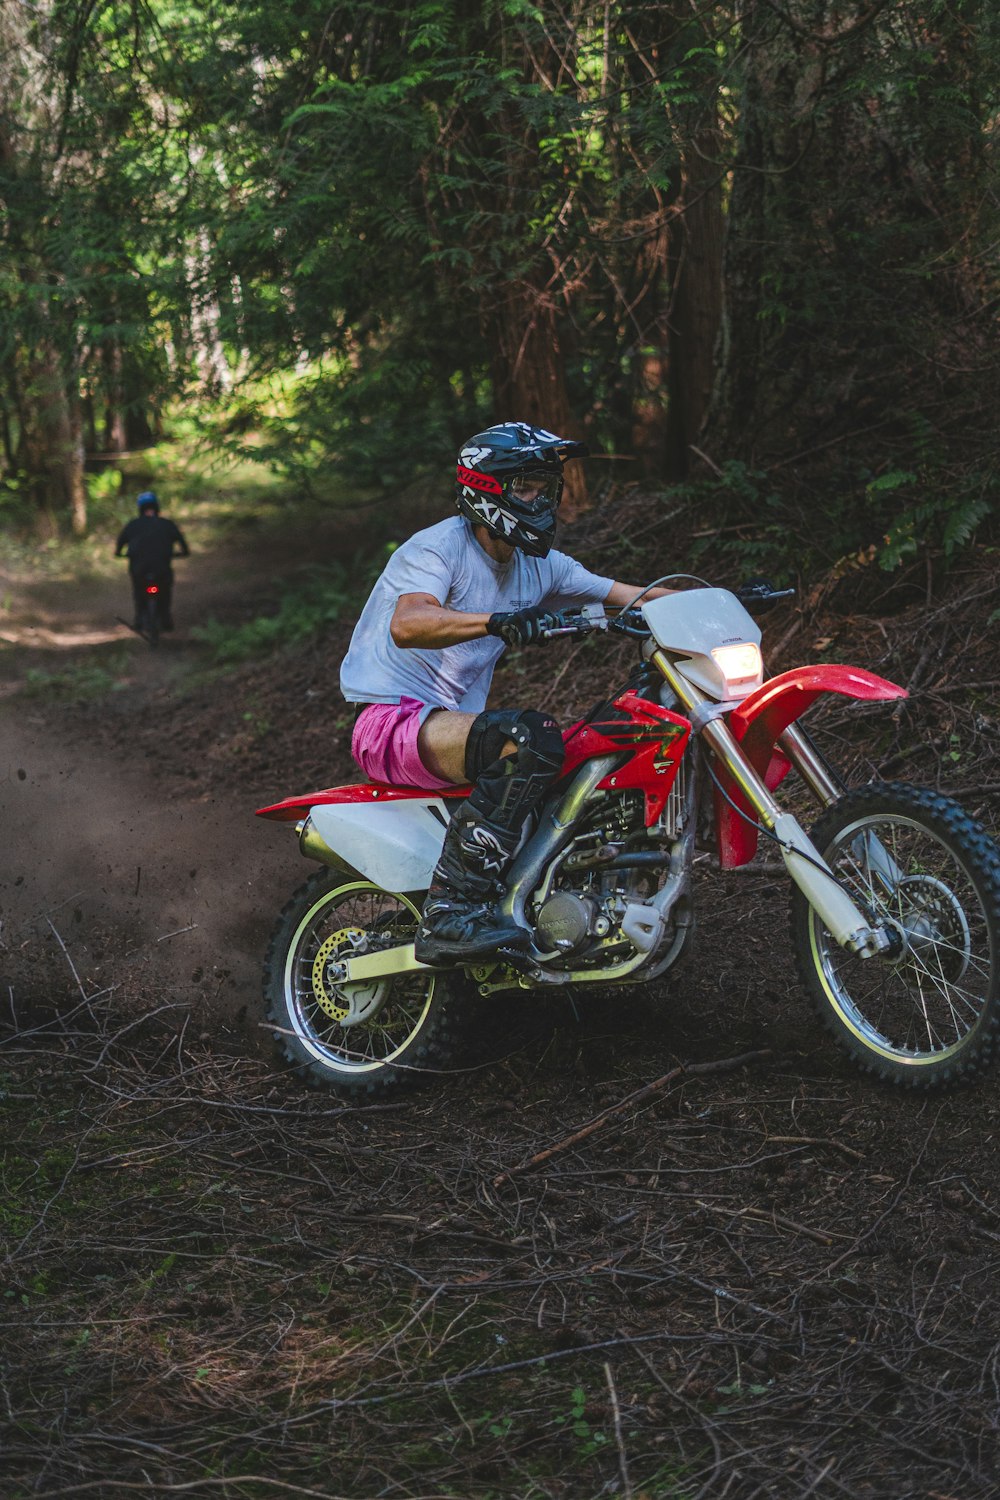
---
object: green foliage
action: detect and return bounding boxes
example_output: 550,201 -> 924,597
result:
879,490 -> 994,571
190,562 -> 361,664
85,467 -> 124,504
21,657 -> 129,701
552,1384 -> 609,1459
870,445 -> 997,571
0,0 -> 996,572
673,449 -> 997,581
239,350 -> 483,491
676,461 -> 809,575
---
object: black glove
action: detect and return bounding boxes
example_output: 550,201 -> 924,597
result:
486,605 -> 564,647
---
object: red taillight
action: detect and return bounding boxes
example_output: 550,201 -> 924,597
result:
146,584 -> 159,595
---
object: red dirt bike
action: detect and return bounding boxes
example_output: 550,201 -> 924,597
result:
257,581 -> 1000,1098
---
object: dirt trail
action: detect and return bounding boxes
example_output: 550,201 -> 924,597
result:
0,515 -> 312,655
0,516 -> 357,1027
5,505 -> 1000,1496
0,479 -> 444,660
0,699 -> 305,1028
0,486 -> 456,1027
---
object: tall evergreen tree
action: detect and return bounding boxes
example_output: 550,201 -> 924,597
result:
706,0 -> 999,553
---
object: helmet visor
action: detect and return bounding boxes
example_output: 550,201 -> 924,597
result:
506,469 -> 563,515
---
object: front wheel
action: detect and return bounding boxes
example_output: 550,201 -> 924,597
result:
791,782 -> 1000,1088
263,870 -> 465,1097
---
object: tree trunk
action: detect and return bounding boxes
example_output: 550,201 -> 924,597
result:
705,0 -> 993,474
66,386 -> 87,535
16,343 -> 88,534
186,228 -> 232,396
488,281 -> 589,517
631,343 -> 669,479
103,340 -> 128,453
665,122 -> 725,477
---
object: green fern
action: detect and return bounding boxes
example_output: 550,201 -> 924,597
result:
942,497 -> 991,558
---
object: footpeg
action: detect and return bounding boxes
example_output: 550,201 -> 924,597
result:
500,950 -> 572,983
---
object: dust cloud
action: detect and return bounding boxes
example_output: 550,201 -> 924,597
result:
0,708 -> 302,1025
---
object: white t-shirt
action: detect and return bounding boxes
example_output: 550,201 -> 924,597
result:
340,516 -> 614,716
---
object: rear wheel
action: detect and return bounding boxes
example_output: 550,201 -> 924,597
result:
792,782 -> 1000,1088
141,592 -> 160,648
263,870 -> 464,1096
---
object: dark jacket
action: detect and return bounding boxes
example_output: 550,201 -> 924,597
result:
115,515 -> 190,574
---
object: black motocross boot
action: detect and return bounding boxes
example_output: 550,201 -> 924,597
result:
414,802 -> 529,966
415,710 -> 566,968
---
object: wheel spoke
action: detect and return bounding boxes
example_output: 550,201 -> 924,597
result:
276,879 -> 439,1081
801,792 -> 1000,1078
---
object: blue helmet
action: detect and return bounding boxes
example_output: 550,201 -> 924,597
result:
137,490 -> 159,514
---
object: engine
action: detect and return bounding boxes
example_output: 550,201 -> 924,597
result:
534,890 -> 610,955
529,788 -> 676,965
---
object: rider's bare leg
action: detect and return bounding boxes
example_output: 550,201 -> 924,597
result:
417,709 -> 515,785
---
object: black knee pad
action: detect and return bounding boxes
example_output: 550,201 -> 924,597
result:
465,708 -> 564,783
465,709 -> 565,835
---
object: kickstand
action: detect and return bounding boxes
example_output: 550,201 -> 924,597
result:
115,615 -> 148,641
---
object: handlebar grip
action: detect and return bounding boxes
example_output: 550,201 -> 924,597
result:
539,623 -> 593,639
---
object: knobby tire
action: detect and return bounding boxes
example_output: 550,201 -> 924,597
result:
263,868 -> 465,1097
791,781 -> 1000,1089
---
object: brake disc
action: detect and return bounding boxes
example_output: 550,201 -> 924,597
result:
311,927 -> 387,1025
891,874 -> 971,981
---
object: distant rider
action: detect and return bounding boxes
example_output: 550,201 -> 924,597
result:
115,491 -> 190,630
340,421 -> 669,967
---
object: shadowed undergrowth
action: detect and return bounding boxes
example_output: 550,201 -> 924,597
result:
3,931 -> 1000,1497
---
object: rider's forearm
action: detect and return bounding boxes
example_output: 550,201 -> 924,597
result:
605,581 -> 673,607
390,601 -> 491,649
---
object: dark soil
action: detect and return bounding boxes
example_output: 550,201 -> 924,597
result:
2,490 -> 1000,1498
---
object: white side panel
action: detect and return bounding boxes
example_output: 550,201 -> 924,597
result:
308,798 -> 452,892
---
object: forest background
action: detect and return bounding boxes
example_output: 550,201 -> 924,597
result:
4,6 -> 1000,1496
1,0 -> 998,578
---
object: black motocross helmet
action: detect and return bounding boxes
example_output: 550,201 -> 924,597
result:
456,422 -> 589,558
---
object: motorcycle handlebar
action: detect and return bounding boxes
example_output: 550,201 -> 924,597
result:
540,608 -> 646,641
540,583 -> 796,640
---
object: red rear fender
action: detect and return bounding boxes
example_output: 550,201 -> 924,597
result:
715,664 -> 906,867
256,781 -> 469,823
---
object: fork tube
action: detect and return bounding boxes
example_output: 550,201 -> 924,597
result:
649,650 -> 783,831
649,649 -> 880,955
778,723 -> 845,808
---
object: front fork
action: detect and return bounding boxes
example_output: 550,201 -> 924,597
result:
652,652 -> 891,960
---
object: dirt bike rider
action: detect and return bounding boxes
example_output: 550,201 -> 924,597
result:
114,490 -> 190,630
340,421 -> 669,967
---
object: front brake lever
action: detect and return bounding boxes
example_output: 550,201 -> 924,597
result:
737,584 -> 796,615
609,609 -> 650,638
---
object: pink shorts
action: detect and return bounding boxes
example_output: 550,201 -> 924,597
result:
350,697 -> 456,791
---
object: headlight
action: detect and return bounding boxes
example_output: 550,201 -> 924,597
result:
711,642 -> 763,696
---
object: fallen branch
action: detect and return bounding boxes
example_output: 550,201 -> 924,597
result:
156,924 -> 198,943
492,1048 -> 771,1187
45,917 -> 88,1003
695,1199 -> 846,1247
765,1132 -> 865,1162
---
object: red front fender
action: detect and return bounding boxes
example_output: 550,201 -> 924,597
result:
715,665 -> 907,868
